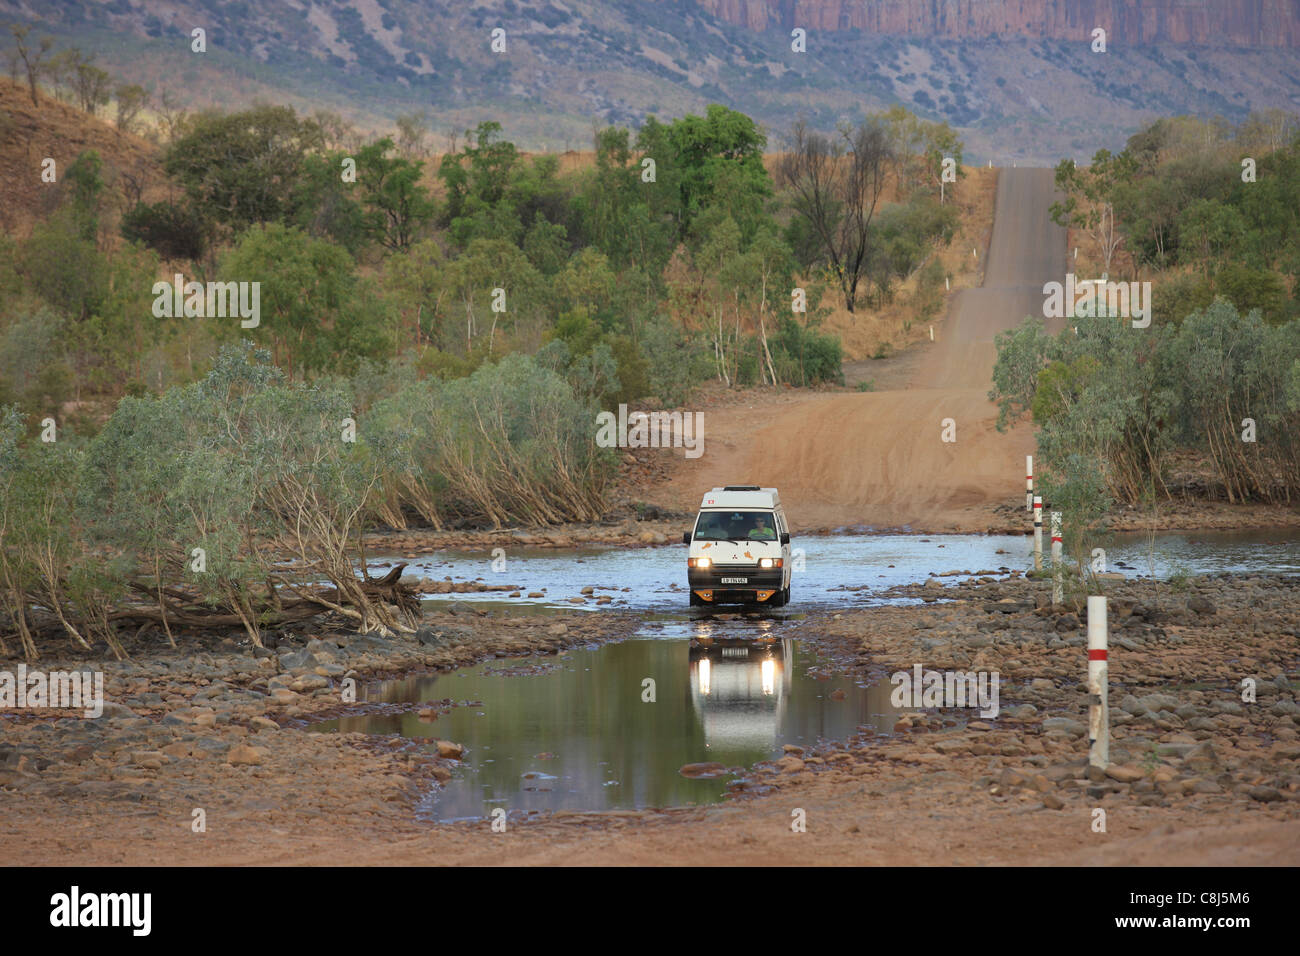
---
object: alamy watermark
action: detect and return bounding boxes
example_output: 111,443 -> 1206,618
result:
595,404 -> 703,459
151,274 -> 261,328
49,886 -> 150,936
1043,273 -> 1150,328
890,665 -> 1000,718
0,664 -> 103,718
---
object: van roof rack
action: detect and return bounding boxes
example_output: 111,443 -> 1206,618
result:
721,485 -> 761,491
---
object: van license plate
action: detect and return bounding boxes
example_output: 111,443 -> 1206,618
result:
721,577 -> 747,584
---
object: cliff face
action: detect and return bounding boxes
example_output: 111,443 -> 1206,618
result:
692,0 -> 1300,48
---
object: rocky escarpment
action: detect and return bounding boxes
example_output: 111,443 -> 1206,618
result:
691,0 -> 1300,48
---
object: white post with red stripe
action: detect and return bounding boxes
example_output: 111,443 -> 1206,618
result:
1032,495 -> 1043,571
1087,595 -> 1109,769
1051,511 -> 1063,604
1026,455 -> 1033,512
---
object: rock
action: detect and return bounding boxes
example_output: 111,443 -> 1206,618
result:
414,627 -> 443,647
1119,694 -> 1148,716
435,740 -> 464,759
98,702 -> 138,720
227,745 -> 265,767
528,592 -> 545,599
1182,742 -> 1220,771
1042,793 -> 1065,810
1105,764 -> 1145,783
1009,704 -> 1038,719
782,744 -> 805,755
776,756 -> 805,774
580,586 -> 595,595
998,769 -> 1027,788
1187,595 -> 1217,616
1248,786 -> 1283,803
249,717 -> 279,732
679,762 -> 727,778
1042,717 -> 1087,738
131,752 -> 167,770
1138,693 -> 1180,713
278,649 -> 319,670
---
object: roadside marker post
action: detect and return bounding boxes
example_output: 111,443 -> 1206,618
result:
929,325 -> 934,341
1032,495 -> 1043,571
1026,455 -> 1033,512
1087,596 -> 1110,768
1051,512 -> 1063,604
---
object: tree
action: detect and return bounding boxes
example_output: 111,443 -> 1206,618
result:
881,105 -> 965,202
164,105 -> 323,232
355,137 -> 436,251
1051,150 -> 1136,276
8,24 -> 52,106
662,104 -> 769,235
114,83 -> 149,135
777,115 -> 895,313
121,199 -> 210,261
69,51 -> 110,115
394,110 -> 429,157
220,224 -> 385,377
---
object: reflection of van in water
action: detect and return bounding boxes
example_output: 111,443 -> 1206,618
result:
689,637 -> 792,752
682,486 -> 792,607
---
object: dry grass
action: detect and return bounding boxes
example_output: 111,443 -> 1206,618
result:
810,166 -> 999,361
0,77 -> 163,238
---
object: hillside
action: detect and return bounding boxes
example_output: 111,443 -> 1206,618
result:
3,1 -> 1298,163
0,76 -> 161,235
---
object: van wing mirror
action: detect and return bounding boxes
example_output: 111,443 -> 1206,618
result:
682,531 -> 692,544
780,532 -> 790,544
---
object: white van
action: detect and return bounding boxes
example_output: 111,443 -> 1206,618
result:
683,486 -> 792,607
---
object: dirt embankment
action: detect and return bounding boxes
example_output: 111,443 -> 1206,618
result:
3,571 -> 1296,866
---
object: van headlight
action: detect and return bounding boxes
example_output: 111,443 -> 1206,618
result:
689,557 -> 711,569
759,558 -> 782,569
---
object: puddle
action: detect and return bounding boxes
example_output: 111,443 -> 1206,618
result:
362,530 -> 1300,614
310,622 -> 903,822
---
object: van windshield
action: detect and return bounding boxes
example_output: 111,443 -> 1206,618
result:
695,510 -> 779,542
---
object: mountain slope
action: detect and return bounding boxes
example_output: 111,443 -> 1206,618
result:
4,1 -> 1299,162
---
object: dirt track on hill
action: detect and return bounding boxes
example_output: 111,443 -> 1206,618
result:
654,168 -> 1068,532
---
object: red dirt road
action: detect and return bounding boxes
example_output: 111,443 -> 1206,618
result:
655,168 -> 1067,531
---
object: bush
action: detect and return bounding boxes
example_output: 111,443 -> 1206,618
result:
121,200 -> 210,260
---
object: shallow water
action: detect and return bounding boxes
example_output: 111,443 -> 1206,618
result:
364,529 -> 1300,613
311,624 -> 903,822
317,527 -> 1299,821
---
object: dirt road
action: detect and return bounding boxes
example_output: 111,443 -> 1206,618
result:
655,168 -> 1067,532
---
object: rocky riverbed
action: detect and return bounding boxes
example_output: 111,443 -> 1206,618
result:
740,572 -> 1300,822
1,572 -> 1296,866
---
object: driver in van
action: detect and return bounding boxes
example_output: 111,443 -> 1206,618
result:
749,514 -> 776,540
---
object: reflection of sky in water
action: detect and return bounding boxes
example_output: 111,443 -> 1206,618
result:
361,531 -> 1300,613
312,628 -> 902,822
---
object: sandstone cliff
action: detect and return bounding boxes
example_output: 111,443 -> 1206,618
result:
691,0 -> 1300,48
